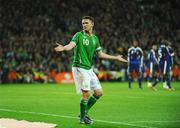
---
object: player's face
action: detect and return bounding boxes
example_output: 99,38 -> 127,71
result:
82,19 -> 94,32
133,40 -> 138,47
152,45 -> 157,51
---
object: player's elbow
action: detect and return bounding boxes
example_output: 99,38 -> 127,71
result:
98,53 -> 103,58
98,51 -> 106,59
98,54 -> 103,59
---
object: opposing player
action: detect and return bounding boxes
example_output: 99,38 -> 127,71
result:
158,40 -> 174,90
54,16 -> 127,124
147,44 -> 158,90
127,40 -> 143,89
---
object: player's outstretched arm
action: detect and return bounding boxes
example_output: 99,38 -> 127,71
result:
116,55 -> 128,63
98,51 -> 128,63
54,42 -> 75,52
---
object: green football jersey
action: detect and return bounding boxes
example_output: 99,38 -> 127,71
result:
71,31 -> 102,70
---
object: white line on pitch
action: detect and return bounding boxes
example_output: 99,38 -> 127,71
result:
130,120 -> 180,123
94,119 -> 157,128
0,108 -> 157,128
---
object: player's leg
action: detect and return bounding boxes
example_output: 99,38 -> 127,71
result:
162,60 -> 168,89
72,67 -> 92,124
159,60 -> 168,89
80,72 -> 93,123
148,63 -> 158,90
87,89 -> 103,113
161,60 -> 171,90
83,88 -> 103,122
152,65 -> 160,88
137,72 -> 142,89
165,63 -> 175,90
147,62 -> 153,87
164,73 -> 171,88
80,90 -> 91,122
136,64 -> 142,89
87,70 -> 103,114
161,61 -> 173,90
127,65 -> 133,89
152,70 -> 159,88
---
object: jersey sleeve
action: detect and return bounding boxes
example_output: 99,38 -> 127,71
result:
137,47 -> 143,66
168,47 -> 174,56
127,48 -> 131,62
138,47 -> 143,54
71,32 -> 80,45
152,51 -> 158,64
95,36 -> 102,52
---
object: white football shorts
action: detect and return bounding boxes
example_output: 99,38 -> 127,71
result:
72,67 -> 102,94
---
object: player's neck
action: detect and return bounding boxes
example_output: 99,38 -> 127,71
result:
83,30 -> 93,36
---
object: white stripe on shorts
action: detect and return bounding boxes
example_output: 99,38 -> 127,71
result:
150,62 -> 153,74
163,61 -> 167,75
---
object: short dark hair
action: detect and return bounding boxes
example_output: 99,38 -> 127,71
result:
161,40 -> 171,46
82,16 -> 94,23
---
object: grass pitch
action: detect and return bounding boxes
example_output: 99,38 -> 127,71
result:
0,82 -> 180,128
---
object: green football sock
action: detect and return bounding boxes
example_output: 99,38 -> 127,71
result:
80,99 -> 88,119
87,94 -> 98,112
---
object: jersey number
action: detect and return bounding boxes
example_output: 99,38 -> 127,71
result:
83,39 -> 89,46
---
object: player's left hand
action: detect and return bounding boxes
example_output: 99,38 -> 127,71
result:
116,55 -> 128,63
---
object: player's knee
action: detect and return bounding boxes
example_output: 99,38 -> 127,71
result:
97,93 -> 103,98
82,90 -> 90,100
93,93 -> 103,99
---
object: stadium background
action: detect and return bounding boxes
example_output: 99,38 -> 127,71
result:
1,1 -> 180,128
0,0 -> 180,83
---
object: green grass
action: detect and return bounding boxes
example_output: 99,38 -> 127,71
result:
0,82 -> 180,128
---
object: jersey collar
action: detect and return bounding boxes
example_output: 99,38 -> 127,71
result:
82,30 -> 93,37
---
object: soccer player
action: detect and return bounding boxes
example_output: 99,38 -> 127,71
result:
127,40 -> 143,89
158,40 -> 174,90
54,16 -> 127,124
147,44 -> 158,91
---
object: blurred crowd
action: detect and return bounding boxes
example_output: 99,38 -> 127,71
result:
0,0 -> 180,83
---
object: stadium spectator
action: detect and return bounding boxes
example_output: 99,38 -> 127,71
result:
0,0 -> 180,83
172,65 -> 180,81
